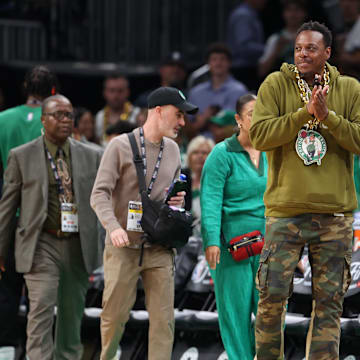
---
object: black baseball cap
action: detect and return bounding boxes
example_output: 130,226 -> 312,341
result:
160,52 -> 186,71
147,87 -> 198,115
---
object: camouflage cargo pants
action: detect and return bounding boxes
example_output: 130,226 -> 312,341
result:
255,214 -> 353,360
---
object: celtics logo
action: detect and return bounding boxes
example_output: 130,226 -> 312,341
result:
295,129 -> 327,166
178,90 -> 186,100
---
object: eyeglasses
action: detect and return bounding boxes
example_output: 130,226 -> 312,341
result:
43,111 -> 74,121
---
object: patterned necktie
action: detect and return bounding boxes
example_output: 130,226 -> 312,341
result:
56,148 -> 73,203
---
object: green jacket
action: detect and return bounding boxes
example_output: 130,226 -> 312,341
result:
250,62 -> 360,217
201,134 -> 267,248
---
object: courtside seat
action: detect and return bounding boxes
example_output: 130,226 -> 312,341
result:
174,309 -> 198,331
128,310 -> 149,329
340,316 -> 360,337
191,311 -> 219,331
83,307 -> 102,328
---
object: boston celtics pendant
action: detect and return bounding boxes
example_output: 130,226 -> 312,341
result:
295,129 -> 327,166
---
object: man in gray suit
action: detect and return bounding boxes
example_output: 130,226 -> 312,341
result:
0,94 -> 102,360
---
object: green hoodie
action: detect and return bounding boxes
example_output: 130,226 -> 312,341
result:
250,62 -> 360,217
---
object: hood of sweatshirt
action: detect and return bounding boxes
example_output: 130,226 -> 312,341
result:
279,61 -> 340,85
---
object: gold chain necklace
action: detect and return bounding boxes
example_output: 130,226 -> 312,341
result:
290,64 -> 330,130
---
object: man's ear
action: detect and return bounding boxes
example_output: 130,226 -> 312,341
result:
155,106 -> 162,116
325,46 -> 331,61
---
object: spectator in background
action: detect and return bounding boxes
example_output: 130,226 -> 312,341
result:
0,65 -> 59,360
258,0 -> 308,79
185,136 -> 214,236
201,94 -> 267,360
208,110 -> 237,143
227,0 -> 267,90
135,108 -> 148,127
186,43 -> 247,139
95,74 -> 140,146
334,0 -> 360,79
105,120 -> 136,143
0,66 -> 59,183
173,128 -> 190,169
135,52 -> 188,108
73,107 -> 97,143
338,0 -> 360,32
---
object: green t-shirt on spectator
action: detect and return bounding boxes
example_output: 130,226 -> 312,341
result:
0,105 -> 43,171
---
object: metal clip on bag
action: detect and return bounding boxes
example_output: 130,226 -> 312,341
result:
128,132 -> 193,249
227,230 -> 264,262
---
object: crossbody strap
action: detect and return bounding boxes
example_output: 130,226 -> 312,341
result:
128,132 -> 147,193
128,132 -> 147,266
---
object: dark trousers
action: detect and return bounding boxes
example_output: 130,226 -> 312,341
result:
0,217 -> 24,347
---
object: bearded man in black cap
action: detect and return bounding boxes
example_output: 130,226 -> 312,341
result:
91,87 -> 198,360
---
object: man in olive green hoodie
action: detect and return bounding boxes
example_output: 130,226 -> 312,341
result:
250,21 -> 360,360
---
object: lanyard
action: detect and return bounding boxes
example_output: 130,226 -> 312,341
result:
44,144 -> 65,199
139,127 -> 164,195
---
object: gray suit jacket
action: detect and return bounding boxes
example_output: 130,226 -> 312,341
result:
0,136 -> 103,274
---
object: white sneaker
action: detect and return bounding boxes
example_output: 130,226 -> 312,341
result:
0,347 -> 15,360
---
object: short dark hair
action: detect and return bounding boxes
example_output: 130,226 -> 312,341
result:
296,21 -> 332,48
236,93 -> 257,115
23,65 -> 59,99
206,42 -> 232,62
103,73 -> 129,88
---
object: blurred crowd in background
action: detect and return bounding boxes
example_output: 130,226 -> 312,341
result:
1,0 -> 360,152
1,0 -> 360,233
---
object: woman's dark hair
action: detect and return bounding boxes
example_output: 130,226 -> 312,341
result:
73,107 -> 92,128
296,21 -> 332,48
236,93 -> 257,115
105,120 -> 136,136
23,65 -> 59,99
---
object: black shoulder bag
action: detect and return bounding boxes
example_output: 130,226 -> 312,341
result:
127,132 -> 193,250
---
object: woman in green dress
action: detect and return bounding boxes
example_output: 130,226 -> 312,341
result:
200,94 -> 267,360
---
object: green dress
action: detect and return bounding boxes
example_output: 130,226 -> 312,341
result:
201,134 -> 268,360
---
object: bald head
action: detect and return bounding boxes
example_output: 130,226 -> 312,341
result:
42,94 -> 72,113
